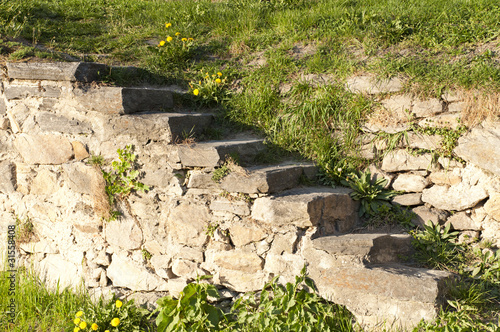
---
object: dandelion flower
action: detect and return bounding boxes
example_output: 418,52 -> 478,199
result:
216,78 -> 221,84
193,89 -> 199,96
76,311 -> 84,317
115,300 -> 123,308
110,318 -> 120,327
79,321 -> 87,329
74,318 -> 81,325
105,330 -> 110,332
181,37 -> 187,42
166,36 -> 173,42
165,22 -> 172,28
74,328 -> 80,332
91,323 -> 98,331
159,40 -> 165,47
217,72 -> 222,76
175,32 -> 181,36
198,81 -> 201,84
188,37 -> 194,41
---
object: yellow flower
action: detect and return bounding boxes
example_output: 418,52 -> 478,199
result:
175,32 -> 180,36
91,323 -> 98,331
115,300 -> 123,308
217,72 -> 222,76
188,37 -> 194,41
159,40 -> 165,47
74,318 -> 81,325
165,22 -> 172,28
76,311 -> 84,317
105,330 -> 110,332
193,89 -> 199,96
215,78 -> 221,84
198,81 -> 201,84
110,318 -> 120,327
166,36 -> 173,42
74,328 -> 80,332
181,37 -> 187,42
79,321 -> 87,329
212,74 -> 216,78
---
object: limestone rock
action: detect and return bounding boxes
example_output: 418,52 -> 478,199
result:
0,161 -> 16,193
484,193 -> 500,221
38,254 -> 83,290
4,85 -> 62,100
391,193 -> 422,206
455,122 -> 500,177
392,174 -> 429,192
171,259 -> 206,279
228,222 -> 268,247
216,269 -> 269,293
264,252 -> 305,277
167,202 -> 209,248
428,171 -> 462,186
381,150 -> 434,172
210,198 -> 251,216
14,133 -> 74,164
346,76 -> 403,94
419,113 -> 461,129
422,184 -> 488,211
30,169 -> 59,195
412,205 -> 449,227
445,212 -> 481,230
411,98 -> 443,118
150,255 -> 172,279
381,95 -> 412,118
36,112 -> 92,134
269,231 -> 298,254
63,162 -> 102,195
407,132 -> 442,150
107,253 -> 168,291
71,141 -> 90,161
448,102 -> 466,113
105,217 -> 142,250
206,249 -> 264,273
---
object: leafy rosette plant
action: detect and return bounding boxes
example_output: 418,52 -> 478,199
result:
341,169 -> 398,217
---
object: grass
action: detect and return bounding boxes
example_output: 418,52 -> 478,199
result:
1,0 -> 500,330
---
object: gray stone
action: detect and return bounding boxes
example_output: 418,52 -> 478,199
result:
381,95 -> 412,118
0,97 -> 6,114
458,231 -> 480,244
220,163 -> 315,194
411,98 -> 443,118
173,138 -> 265,168
105,217 -> 143,250
63,163 -> 102,195
346,76 -> 403,94
269,231 -> 298,255
36,112 -> 92,134
312,234 -> 413,265
428,171 -> 462,186
187,170 -> 218,189
107,253 -> 168,291
455,122 -> 500,177
391,193 -> 422,206
407,132 -> 442,150
392,174 -> 429,192
422,184 -> 488,211
73,86 -> 173,115
251,187 -> 358,234
381,150 -> 434,172
5,85 -> 61,100
167,202 -> 209,248
210,198 -> 251,216
419,113 -> 461,129
228,221 -> 268,247
484,192 -> 500,221
206,249 -> 264,273
6,62 -> 107,82
445,212 -> 481,230
0,161 -> 16,193
14,134 -> 74,164
30,169 -> 59,195
216,269 -> 269,293
412,205 -> 449,227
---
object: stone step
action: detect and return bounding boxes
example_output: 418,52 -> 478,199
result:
187,162 -> 318,194
168,136 -> 266,168
72,86 -> 173,115
311,233 -> 413,265
6,62 -> 108,82
251,187 -> 358,234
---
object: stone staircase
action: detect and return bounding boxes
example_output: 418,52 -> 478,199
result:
1,62 -> 454,330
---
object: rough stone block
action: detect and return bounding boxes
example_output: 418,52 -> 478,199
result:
391,193 -> 422,206
210,198 -> 251,216
392,173 -> 429,192
37,112 -> 93,134
38,254 -> 83,290
381,150 -> 434,172
63,162 -> 103,195
407,132 -> 442,150
346,75 -> 403,94
71,141 -> 90,161
412,206 -> 449,227
206,249 -> 264,273
216,268 -> 269,293
30,169 -> 59,195
14,133 -> 74,165
167,202 -> 209,248
428,171 -> 462,186
412,98 -> 443,118
0,161 -> 16,193
173,138 -> 265,168
6,62 -> 107,82
5,85 -> 61,100
73,86 -> 173,115
419,113 -> 461,129
484,192 -> 500,221
105,217 -> 143,251
0,97 -> 6,114
381,95 -> 412,118
422,184 -> 488,211
228,221 -> 268,247
251,187 -> 358,233
445,212 -> 481,230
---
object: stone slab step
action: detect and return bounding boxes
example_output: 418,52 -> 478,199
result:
6,62 -> 107,82
168,137 -> 266,168
251,187 -> 358,233
73,86 -> 173,115
187,162 -> 317,194
312,233 -> 413,265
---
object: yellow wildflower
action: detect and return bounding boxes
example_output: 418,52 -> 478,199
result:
217,72 -> 222,76
165,22 -> 172,28
105,330 -> 110,332
188,37 -> 194,41
115,300 -> 123,308
198,81 -> 201,84
159,40 -> 165,47
74,318 -> 81,325
166,36 -> 173,42
212,74 -> 216,78
74,328 -> 80,332
76,311 -> 84,317
79,321 -> 87,329
175,32 -> 181,36
110,318 -> 120,327
193,89 -> 199,96
181,37 -> 187,42
216,78 -> 221,84
91,323 -> 98,331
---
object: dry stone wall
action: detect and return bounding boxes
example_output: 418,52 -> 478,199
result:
0,63 -> 497,329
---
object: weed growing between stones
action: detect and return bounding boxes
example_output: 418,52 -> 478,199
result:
14,215 -> 36,245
